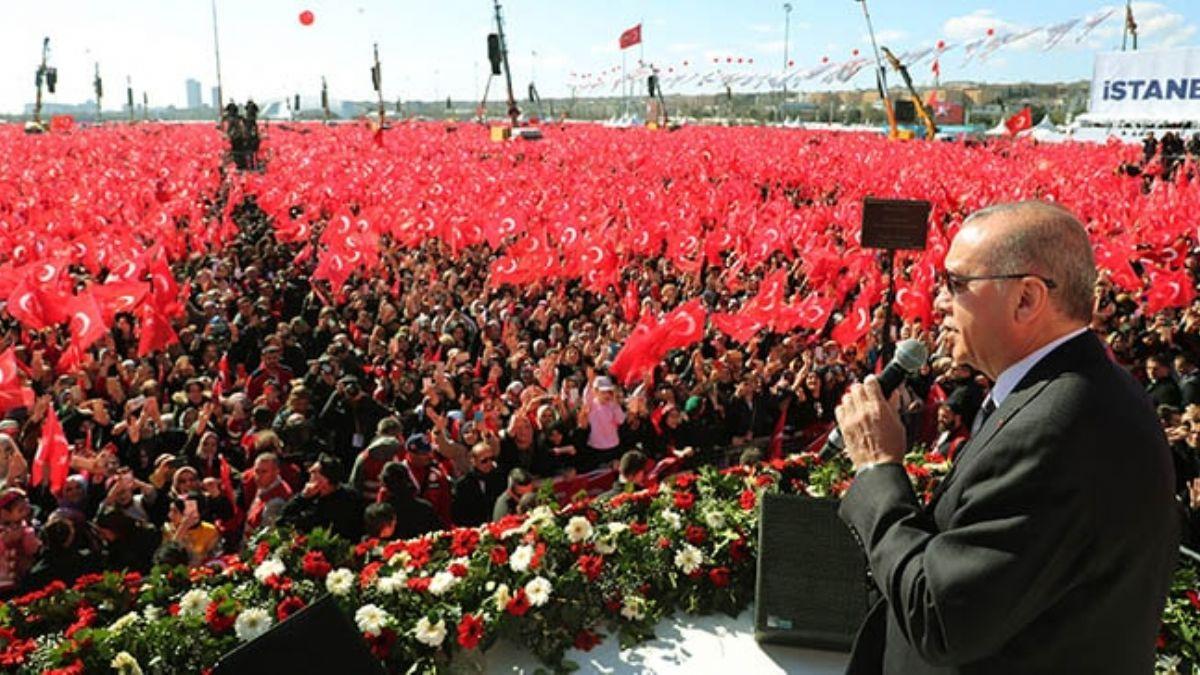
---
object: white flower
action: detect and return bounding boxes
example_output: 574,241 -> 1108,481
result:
111,651 -> 143,675
326,568 -> 356,596
414,616 -> 447,647
621,595 -> 647,621
527,505 -> 556,526
524,576 -> 553,607
388,551 -> 412,568
509,544 -> 534,572
110,611 -> 140,634
704,511 -> 726,530
492,583 -> 512,611
594,538 -> 616,555
355,604 -> 392,637
143,606 -> 161,622
565,516 -> 594,543
376,571 -> 408,595
606,522 -> 628,535
661,509 -> 683,530
234,608 -> 273,642
674,544 -> 703,574
806,484 -> 827,499
254,558 -> 286,584
178,589 -> 211,618
429,570 -> 460,596
485,580 -> 497,592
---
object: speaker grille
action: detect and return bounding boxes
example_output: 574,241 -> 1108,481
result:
754,493 -> 873,651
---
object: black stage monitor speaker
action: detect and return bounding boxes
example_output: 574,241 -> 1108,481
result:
894,99 -> 916,123
754,493 -> 874,651
214,594 -> 386,675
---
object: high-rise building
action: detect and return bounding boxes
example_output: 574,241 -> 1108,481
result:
186,79 -> 202,109
211,86 -> 220,109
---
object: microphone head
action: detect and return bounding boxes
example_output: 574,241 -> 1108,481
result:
893,339 -> 929,373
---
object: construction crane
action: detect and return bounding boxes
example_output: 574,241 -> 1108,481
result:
880,46 -> 937,140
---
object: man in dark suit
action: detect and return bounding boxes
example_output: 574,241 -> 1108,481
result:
451,442 -> 506,527
834,201 -> 1177,673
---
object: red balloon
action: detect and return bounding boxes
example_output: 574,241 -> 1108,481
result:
788,60 -> 794,67
299,10 -> 314,26
986,28 -> 995,36
936,40 -> 946,50
821,56 -> 829,63
852,49 -> 860,56
682,60 -> 689,66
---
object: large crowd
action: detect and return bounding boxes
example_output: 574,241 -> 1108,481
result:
0,122 -> 1198,603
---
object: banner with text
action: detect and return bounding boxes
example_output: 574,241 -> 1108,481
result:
1091,48 -> 1200,121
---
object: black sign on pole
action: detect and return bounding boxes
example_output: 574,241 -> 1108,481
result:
860,197 -> 932,367
860,197 -> 931,251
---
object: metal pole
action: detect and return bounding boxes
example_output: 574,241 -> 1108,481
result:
782,3 -> 792,108
492,0 -> 519,126
211,0 -> 224,119
94,63 -> 102,121
373,43 -> 385,127
34,38 -> 49,126
856,0 -> 891,110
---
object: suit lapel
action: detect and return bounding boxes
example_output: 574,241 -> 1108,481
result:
928,331 -> 1098,508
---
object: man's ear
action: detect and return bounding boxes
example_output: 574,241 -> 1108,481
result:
1014,278 -> 1050,325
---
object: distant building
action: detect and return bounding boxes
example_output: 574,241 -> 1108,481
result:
186,79 -> 202,109
211,86 -> 220,109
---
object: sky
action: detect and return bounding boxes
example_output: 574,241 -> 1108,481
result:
2,1 -> 1198,113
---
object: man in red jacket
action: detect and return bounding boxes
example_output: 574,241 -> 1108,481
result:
399,434 -> 452,527
242,453 -> 292,542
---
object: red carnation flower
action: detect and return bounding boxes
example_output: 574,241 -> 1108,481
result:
573,629 -> 603,651
673,491 -> 696,510
276,596 -> 306,622
729,537 -> 749,563
450,529 -> 480,557
490,545 -> 509,565
205,602 -> 236,634
657,536 -> 672,549
685,525 -> 707,546
630,521 -> 649,536
406,576 -> 432,593
739,489 -> 757,511
1188,589 -> 1200,611
457,613 -> 486,650
709,566 -> 732,588
300,547 -> 333,578
754,473 -> 774,487
577,554 -> 605,581
604,596 -> 622,614
674,473 -> 698,489
360,561 -> 384,588
506,589 -> 531,617
530,542 -> 547,570
366,627 -> 397,660
252,541 -> 271,565
449,563 -> 469,578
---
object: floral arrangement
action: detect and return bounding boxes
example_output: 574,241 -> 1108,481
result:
0,452 -> 1196,674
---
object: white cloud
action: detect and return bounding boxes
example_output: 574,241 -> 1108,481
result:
942,10 -> 1022,42
667,42 -> 703,54
863,29 -> 908,46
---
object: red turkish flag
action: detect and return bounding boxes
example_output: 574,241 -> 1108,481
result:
137,304 -> 179,357
32,406 -> 71,495
0,348 -> 33,414
6,278 -> 48,330
658,299 -> 707,351
91,280 -> 149,323
619,24 -> 642,50
1004,107 -> 1033,135
830,295 -> 874,348
65,291 -> 110,352
1144,266 -> 1195,316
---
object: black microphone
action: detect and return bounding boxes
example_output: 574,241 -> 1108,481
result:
820,339 -> 929,459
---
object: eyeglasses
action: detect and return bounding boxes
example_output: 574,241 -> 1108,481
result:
941,270 -> 1057,296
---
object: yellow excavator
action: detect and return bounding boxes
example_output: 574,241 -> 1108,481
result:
880,46 -> 938,141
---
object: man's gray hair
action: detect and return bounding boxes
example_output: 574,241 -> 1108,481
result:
964,201 -> 1096,323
